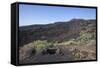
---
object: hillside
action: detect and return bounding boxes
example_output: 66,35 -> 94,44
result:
19,19 -> 96,64
19,19 -> 96,46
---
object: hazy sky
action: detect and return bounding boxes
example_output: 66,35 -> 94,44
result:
19,4 -> 96,26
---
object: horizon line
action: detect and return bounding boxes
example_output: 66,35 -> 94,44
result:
19,18 -> 96,27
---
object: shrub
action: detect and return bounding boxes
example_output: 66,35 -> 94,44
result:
33,40 -> 49,51
61,30 -> 96,46
76,31 -> 96,45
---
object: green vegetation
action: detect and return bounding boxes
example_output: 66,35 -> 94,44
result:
32,29 -> 96,49
76,31 -> 95,45
33,40 -> 49,51
60,30 -> 96,46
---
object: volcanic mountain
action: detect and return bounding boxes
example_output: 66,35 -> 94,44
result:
19,19 -> 96,46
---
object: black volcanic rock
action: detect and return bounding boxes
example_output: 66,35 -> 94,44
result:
19,19 -> 96,46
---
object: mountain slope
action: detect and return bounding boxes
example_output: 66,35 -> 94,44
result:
19,19 -> 96,47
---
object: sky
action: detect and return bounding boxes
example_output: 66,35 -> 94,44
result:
19,4 -> 96,26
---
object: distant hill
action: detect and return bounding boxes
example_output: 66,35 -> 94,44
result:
19,19 -> 96,47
